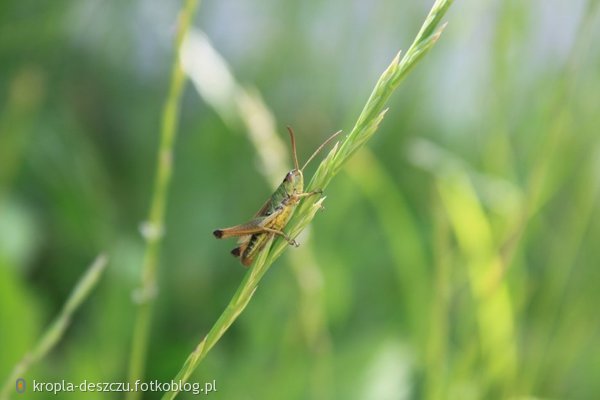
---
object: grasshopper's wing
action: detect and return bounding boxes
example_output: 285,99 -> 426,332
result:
213,217 -> 269,239
213,211 -> 284,239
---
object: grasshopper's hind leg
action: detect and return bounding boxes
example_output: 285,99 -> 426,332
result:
262,227 -> 299,247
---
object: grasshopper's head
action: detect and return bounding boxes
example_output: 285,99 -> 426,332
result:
282,168 -> 304,194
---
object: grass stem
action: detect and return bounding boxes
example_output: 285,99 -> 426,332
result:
126,1 -> 199,397
0,254 -> 108,400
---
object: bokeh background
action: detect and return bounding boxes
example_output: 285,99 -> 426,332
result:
1,0 -> 599,399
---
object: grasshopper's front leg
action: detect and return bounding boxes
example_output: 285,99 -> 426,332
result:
291,189 -> 325,210
296,189 -> 322,198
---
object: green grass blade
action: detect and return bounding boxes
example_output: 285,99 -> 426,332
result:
126,1 -> 200,397
0,254 -> 108,400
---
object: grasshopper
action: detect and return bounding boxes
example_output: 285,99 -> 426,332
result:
213,127 -> 340,267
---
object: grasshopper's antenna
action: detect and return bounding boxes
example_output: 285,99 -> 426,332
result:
287,126 -> 300,171
301,130 -> 342,171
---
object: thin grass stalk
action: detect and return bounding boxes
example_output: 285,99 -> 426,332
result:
162,1 -> 452,398
126,1 -> 199,397
0,254 -> 108,400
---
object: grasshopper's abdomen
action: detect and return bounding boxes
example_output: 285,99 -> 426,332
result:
240,200 -> 298,266
269,200 -> 296,230
240,233 -> 270,266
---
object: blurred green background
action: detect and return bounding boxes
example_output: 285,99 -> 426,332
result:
1,0 -> 599,399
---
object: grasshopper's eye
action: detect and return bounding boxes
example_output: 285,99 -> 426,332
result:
284,171 -> 293,183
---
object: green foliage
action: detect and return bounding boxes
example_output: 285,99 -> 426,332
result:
1,0 -> 600,399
